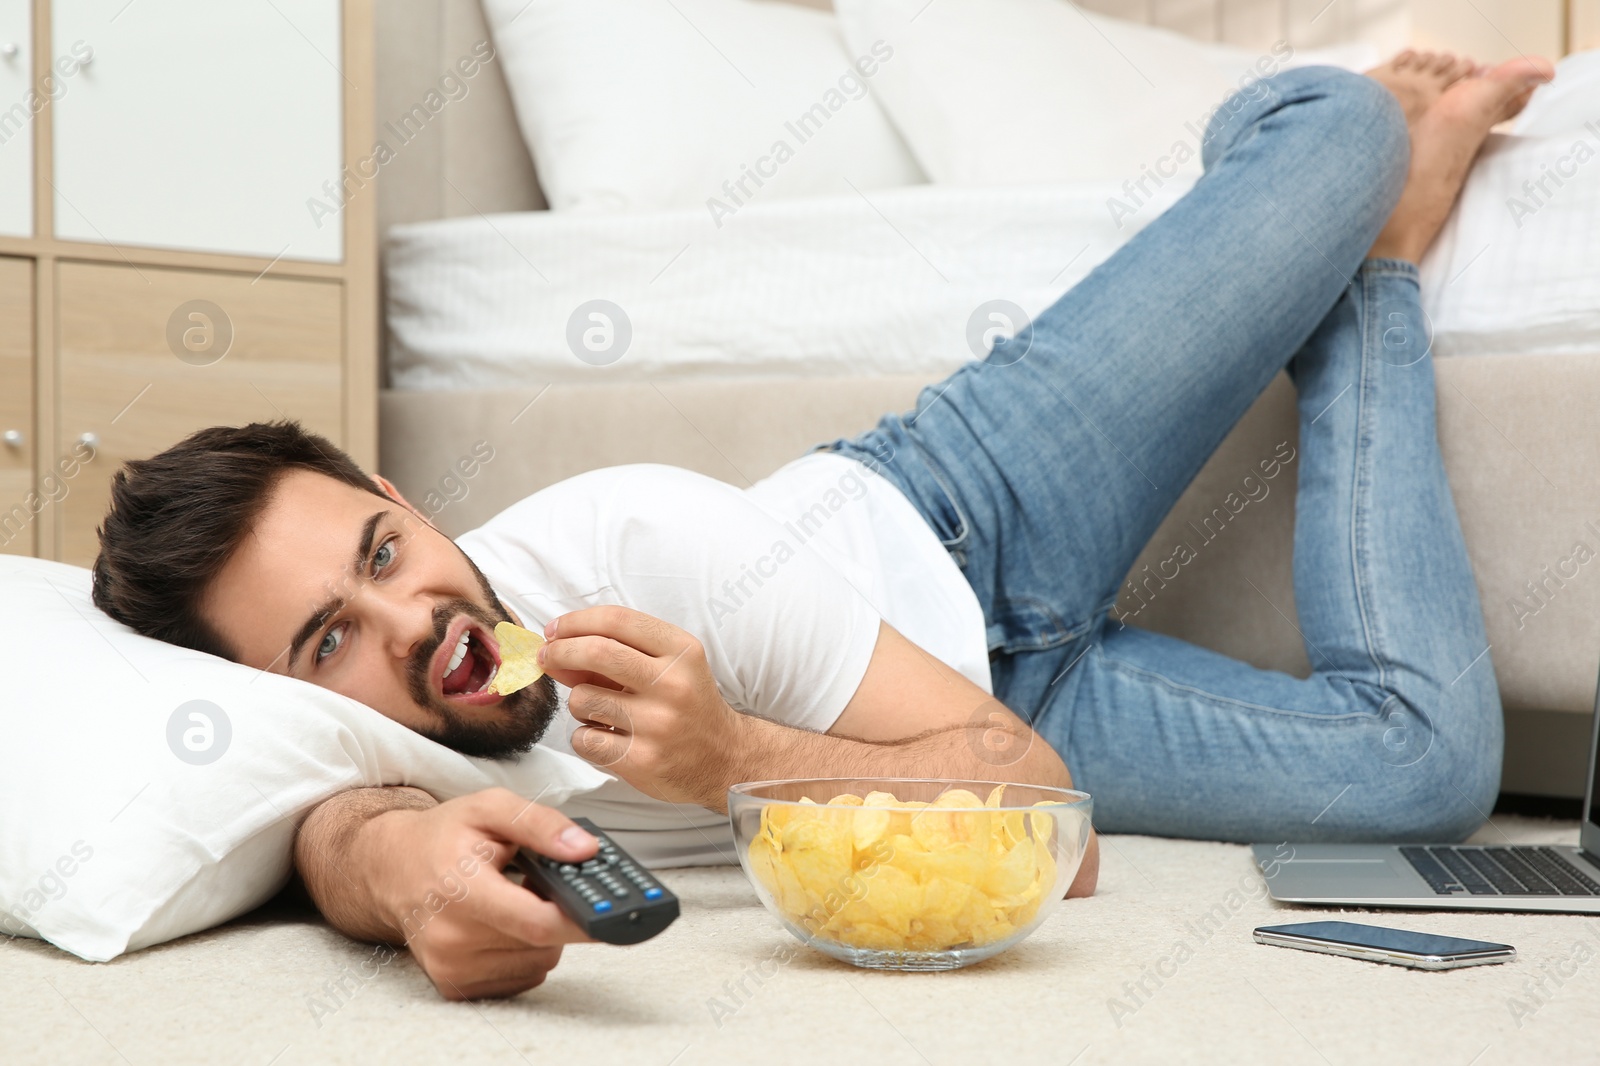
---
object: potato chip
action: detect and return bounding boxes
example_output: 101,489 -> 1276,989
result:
920,875 -> 973,922
780,817 -> 853,902
747,834 -> 783,896
833,921 -> 906,951
981,837 -> 1037,901
748,786 -> 1076,954
1030,800 -> 1056,846
771,858 -> 814,917
485,621 -> 546,695
912,792 -> 992,852
896,841 -> 988,886
934,788 -> 984,808
854,864 -> 922,936
853,807 -> 892,852
1033,836 -> 1058,897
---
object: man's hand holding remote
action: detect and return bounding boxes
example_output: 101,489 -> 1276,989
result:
296,786 -> 600,1000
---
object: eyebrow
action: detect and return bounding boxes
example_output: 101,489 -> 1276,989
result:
285,510 -> 388,672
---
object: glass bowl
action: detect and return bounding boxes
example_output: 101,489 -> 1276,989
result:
728,777 -> 1092,971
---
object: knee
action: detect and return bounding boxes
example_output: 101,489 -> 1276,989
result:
1313,68 -> 1410,200
1372,733 -> 1503,842
1203,66 -> 1409,210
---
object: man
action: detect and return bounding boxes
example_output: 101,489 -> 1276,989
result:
92,54 -> 1550,1000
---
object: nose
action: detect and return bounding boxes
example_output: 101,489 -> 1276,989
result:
363,581 -> 439,663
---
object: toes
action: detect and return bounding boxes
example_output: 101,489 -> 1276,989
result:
1500,84 -> 1539,122
1430,51 -> 1455,75
1394,48 -> 1416,69
1489,55 -> 1556,85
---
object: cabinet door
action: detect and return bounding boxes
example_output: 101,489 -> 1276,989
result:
52,0 -> 342,261
56,261 -> 343,565
0,255 -> 31,555
0,0 -> 30,236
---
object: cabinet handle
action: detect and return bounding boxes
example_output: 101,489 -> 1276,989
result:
2,429 -> 21,449
0,43 -> 17,59
78,432 -> 99,449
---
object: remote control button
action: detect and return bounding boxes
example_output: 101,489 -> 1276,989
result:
612,886 -> 630,897
644,887 -> 664,900
593,900 -> 613,913
580,861 -> 603,874
559,864 -> 577,874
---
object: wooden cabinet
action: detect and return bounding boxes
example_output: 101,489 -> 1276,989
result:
51,0 -> 343,261
0,0 -> 30,236
0,0 -> 375,566
55,262 -> 344,564
0,256 -> 31,554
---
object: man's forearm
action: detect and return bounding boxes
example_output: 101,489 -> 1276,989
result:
729,715 -> 1074,805
727,714 -> 1099,896
295,785 -> 438,943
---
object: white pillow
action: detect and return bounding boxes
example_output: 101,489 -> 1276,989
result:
0,557 -> 608,962
479,0 -> 926,213
833,0 -> 1373,186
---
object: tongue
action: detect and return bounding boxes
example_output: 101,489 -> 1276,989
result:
443,648 -> 475,695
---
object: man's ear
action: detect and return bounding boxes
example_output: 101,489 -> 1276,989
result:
372,474 -> 436,531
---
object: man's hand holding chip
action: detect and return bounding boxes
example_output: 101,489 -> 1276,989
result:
538,606 -> 752,809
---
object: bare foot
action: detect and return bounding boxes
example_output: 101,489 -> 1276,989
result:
1367,56 -> 1555,264
1365,49 -> 1476,124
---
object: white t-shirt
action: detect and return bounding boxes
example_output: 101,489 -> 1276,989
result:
457,452 -> 988,866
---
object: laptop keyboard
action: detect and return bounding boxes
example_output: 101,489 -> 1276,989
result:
1400,845 -> 1600,897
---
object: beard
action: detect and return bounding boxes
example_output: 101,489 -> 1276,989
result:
405,552 -> 560,761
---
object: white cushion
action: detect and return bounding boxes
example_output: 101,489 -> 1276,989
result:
1512,49 -> 1600,137
833,0 -> 1375,186
0,557 -> 607,962
480,0 -> 926,213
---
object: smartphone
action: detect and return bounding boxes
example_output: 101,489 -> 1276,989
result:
1253,920 -> 1514,970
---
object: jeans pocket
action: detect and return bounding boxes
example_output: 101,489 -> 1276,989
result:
914,458 -> 971,554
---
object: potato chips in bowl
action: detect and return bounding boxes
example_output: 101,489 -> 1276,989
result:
728,778 -> 1092,971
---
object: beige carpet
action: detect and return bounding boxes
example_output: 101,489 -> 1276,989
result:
4,815 -> 1597,1065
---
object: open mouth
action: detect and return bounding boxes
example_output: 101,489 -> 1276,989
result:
437,620 -> 502,702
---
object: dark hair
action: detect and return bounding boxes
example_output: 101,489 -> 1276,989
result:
92,421 -> 387,659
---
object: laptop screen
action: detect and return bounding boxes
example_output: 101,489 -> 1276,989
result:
1585,674 -> 1600,852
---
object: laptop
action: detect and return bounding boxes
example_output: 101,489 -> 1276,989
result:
1251,689 -> 1600,913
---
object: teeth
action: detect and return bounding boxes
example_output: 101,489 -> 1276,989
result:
475,663 -> 499,695
446,630 -> 470,674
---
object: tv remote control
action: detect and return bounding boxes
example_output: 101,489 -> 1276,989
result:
514,818 -> 680,945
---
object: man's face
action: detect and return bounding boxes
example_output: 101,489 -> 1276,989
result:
203,470 -> 557,759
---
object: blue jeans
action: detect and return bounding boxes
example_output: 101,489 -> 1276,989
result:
825,67 -> 1502,843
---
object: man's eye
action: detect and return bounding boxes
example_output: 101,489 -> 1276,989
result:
373,538 -> 396,573
316,623 -> 346,663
